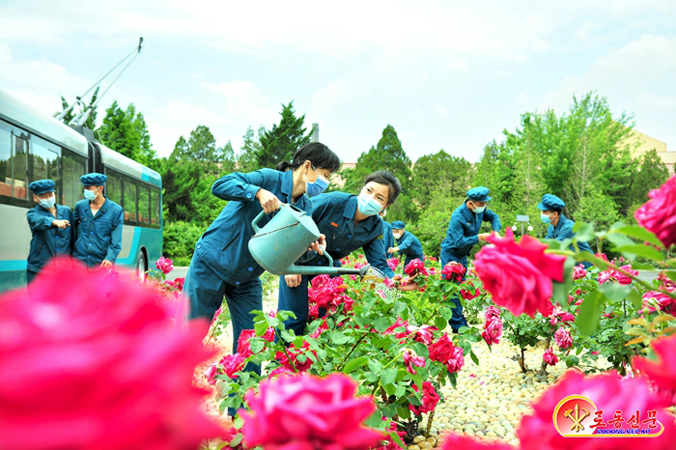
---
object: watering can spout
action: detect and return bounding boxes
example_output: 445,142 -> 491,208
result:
285,261 -> 372,279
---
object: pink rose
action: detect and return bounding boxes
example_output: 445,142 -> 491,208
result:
406,324 -> 437,345
554,328 -> 572,349
155,256 -> 174,274
409,382 -> 440,415
442,262 -> 466,282
635,174 -> 676,248
204,362 -> 219,386
518,370 -> 676,449
573,264 -> 587,280
481,317 -> 503,346
474,228 -> 565,317
485,306 -> 501,322
241,373 -> 383,449
447,345 -> 465,374
543,347 -> 558,365
219,353 -> 247,379
403,349 -> 426,375
0,259 -> 222,449
387,257 -> 400,271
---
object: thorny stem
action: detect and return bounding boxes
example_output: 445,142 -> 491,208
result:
274,328 -> 298,374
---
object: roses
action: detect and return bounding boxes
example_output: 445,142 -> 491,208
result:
543,347 -> 558,365
442,262 -> 466,282
635,173 -> 676,248
240,373 -> 382,449
474,228 -> 566,317
275,341 -> 317,372
429,333 -> 465,374
554,328 -> 572,349
156,256 -> 174,274
409,382 -> 440,415
481,306 -> 503,346
0,259 -> 222,449
404,258 -> 429,278
403,349 -> 426,375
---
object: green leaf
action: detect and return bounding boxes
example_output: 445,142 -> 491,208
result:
573,221 -> 595,242
664,271 -> 676,283
628,289 -> 643,310
565,355 -> 580,367
434,316 -> 447,330
448,372 -> 458,389
373,317 -> 390,333
254,320 -> 269,337
368,358 -> 384,374
380,367 -> 398,385
397,406 -> 411,420
389,430 -> 406,449
613,244 -> 664,261
440,306 -> 453,321
552,257 -> 576,307
343,356 -> 368,374
470,351 -> 480,365
383,382 -> 396,396
234,416 -> 244,429
411,372 -> 423,391
599,283 -> 632,302
329,331 -> 351,345
576,291 -> 604,337
365,410 -> 384,428
611,225 -> 664,249
393,300 -> 406,316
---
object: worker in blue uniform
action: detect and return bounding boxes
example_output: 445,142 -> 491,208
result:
183,143 -> 340,373
440,187 -> 501,332
379,209 -> 394,260
537,194 -> 594,268
73,173 -> 124,269
279,171 -> 401,336
25,179 -> 73,283
388,220 -> 424,268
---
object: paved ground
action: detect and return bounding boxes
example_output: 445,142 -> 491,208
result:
168,266 -> 188,281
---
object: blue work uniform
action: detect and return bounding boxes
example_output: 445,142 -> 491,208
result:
73,198 -> 124,267
278,192 -> 395,336
440,203 -> 501,331
396,230 -> 424,268
26,205 -> 74,282
381,219 -> 394,256
547,214 -> 594,268
183,169 -> 312,359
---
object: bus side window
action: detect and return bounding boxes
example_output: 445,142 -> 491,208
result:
139,185 -> 150,224
62,149 -> 86,209
150,187 -> 161,226
105,171 -> 123,209
123,176 -> 137,222
0,124 -> 29,200
31,138 -> 60,196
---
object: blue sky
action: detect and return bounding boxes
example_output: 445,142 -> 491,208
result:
1,0 -> 674,164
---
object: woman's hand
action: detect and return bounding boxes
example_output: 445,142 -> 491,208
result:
256,189 -> 281,214
285,274 -> 303,288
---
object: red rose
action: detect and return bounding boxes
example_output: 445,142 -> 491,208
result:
219,353 -> 247,379
429,333 -> 455,363
404,258 -> 428,278
403,349 -> 426,375
0,259 -> 222,450
442,262 -> 466,282
481,317 -> 503,346
543,347 -> 558,365
236,329 -> 257,358
474,228 -> 565,317
518,370 -> 676,449
240,373 -> 382,449
635,174 -> 676,248
409,382 -> 439,415
155,256 -> 174,274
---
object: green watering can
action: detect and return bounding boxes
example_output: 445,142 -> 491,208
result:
248,204 -> 371,277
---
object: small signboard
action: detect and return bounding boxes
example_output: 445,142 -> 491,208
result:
516,215 -> 530,222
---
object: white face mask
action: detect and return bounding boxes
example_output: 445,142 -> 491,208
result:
39,196 -> 56,209
470,201 -> 486,214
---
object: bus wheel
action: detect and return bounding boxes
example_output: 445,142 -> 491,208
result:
136,250 -> 147,282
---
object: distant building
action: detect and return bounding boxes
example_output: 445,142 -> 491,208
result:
625,129 -> 675,174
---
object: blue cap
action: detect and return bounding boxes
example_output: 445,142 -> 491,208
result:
467,187 -> 492,202
391,220 -> 406,229
28,179 -> 55,195
81,173 -> 107,186
537,194 -> 565,211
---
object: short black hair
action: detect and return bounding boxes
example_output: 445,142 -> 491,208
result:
276,142 -> 342,173
363,170 -> 401,205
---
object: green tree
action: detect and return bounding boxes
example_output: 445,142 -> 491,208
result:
629,149 -> 670,208
257,102 -> 313,169
412,150 -> 472,209
238,126 -> 263,172
345,125 -> 416,222
96,101 -> 158,168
